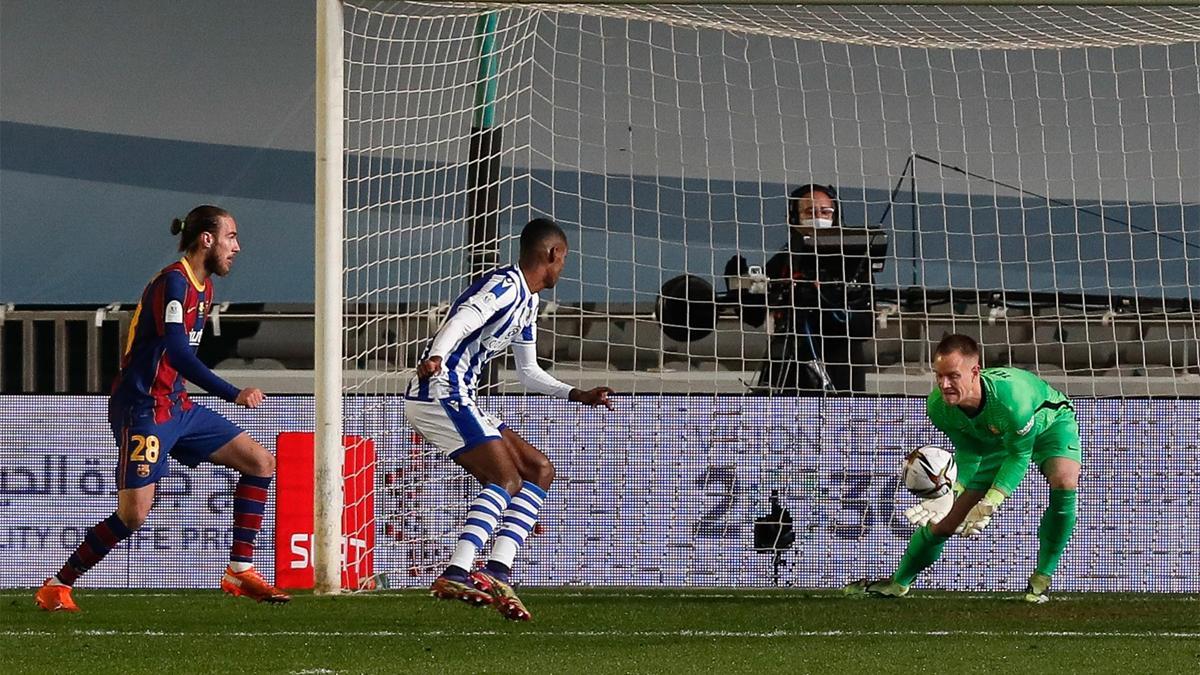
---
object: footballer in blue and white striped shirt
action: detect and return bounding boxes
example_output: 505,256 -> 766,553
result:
404,217 -> 613,621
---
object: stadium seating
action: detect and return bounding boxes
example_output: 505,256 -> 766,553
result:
2,300 -> 1198,395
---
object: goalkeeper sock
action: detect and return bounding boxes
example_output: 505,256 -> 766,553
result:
487,481 -> 547,580
1035,488 -> 1077,578
447,483 -> 510,574
893,524 -> 950,587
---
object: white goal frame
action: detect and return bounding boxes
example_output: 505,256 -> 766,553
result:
312,0 -> 1194,593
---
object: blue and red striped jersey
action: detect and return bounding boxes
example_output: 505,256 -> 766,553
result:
110,260 -> 239,422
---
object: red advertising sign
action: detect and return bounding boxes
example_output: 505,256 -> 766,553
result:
274,433 -> 375,590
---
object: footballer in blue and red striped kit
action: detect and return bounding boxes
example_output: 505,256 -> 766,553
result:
405,217 -> 615,621
35,205 -> 289,612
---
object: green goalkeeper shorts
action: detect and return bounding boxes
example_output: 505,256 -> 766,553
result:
963,416 -> 1083,491
1031,415 -> 1083,467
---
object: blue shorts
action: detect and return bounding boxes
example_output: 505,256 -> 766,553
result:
109,403 -> 243,489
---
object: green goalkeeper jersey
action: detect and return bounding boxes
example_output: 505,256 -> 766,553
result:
926,367 -> 1074,495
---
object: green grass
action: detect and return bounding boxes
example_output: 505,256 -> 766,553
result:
3,588 -> 1198,674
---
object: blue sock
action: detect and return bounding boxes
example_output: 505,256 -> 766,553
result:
484,560 -> 511,582
442,565 -> 470,580
446,483 -> 510,576
486,481 -> 547,580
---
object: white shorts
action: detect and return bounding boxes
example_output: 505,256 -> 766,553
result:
403,397 -> 505,458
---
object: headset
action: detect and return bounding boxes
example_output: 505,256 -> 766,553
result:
787,183 -> 840,227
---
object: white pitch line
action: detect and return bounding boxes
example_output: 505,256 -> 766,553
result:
4,629 -> 1199,639
523,591 -> 1200,602
1,590 -> 1197,602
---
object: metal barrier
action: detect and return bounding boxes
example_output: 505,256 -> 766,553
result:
2,304 -> 1198,395
0,306 -> 130,393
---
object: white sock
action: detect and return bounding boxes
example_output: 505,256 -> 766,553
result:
448,483 -> 511,572
487,481 -> 546,570
228,560 -> 254,573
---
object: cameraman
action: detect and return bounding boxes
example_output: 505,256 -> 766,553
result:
757,184 -> 875,393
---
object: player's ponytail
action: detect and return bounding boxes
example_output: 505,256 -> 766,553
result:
172,205 -> 231,252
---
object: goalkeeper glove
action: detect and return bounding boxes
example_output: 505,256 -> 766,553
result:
957,488 -> 1006,537
904,481 -> 963,527
903,492 -> 953,526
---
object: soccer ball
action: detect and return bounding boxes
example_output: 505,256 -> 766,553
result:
900,445 -> 957,498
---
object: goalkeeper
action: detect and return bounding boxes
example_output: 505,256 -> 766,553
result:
845,333 -> 1080,602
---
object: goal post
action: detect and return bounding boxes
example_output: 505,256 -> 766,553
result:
313,1 -> 1200,590
314,0 -> 344,595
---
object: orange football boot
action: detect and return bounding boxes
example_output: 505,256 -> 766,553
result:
221,565 -> 291,604
35,579 -> 80,612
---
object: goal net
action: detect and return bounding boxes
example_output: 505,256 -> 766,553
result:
329,2 -> 1200,591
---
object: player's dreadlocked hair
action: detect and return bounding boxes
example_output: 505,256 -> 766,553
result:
171,205 -> 231,252
519,217 -> 567,262
935,333 -> 982,362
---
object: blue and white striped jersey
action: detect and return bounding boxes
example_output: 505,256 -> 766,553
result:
405,265 -> 539,402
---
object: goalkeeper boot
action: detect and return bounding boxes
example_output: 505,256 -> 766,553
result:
843,578 -> 909,598
470,569 -> 532,621
221,565 -> 291,604
430,572 -> 493,607
35,578 -> 80,612
1024,572 -> 1052,604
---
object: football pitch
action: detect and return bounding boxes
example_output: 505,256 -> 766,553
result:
2,588 -> 1197,674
